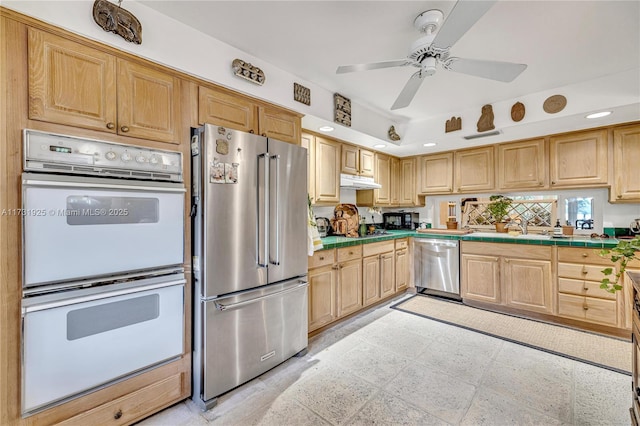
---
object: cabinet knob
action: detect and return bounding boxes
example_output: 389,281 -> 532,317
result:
583,286 -> 589,291
617,195 -> 622,199
551,181 -> 556,185
583,305 -> 589,311
581,268 -> 588,275
106,122 -> 115,130
581,253 -> 588,258
249,129 -> 255,134
349,251 -> 353,255
332,265 -> 339,270
319,256 -> 324,261
120,126 -> 130,133
261,133 -> 267,137
114,409 -> 123,420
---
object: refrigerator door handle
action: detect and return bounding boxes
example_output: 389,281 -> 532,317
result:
270,154 -> 280,266
214,281 -> 308,311
257,153 -> 269,268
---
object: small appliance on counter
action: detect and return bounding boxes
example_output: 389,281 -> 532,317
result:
316,217 -> 331,237
330,204 -> 360,237
383,212 -> 419,230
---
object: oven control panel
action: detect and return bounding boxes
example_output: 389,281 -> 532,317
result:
23,129 -> 183,182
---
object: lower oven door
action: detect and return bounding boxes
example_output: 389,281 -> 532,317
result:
22,173 -> 185,288
21,274 -> 185,416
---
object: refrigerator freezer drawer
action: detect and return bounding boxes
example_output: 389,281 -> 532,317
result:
202,279 -> 308,402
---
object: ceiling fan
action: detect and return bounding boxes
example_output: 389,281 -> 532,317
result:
336,0 -> 527,110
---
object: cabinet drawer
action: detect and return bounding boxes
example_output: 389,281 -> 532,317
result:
59,373 -> 184,425
558,278 -> 616,300
395,238 -> 408,250
362,241 -> 394,257
337,246 -> 362,262
309,249 -> 335,269
557,293 -> 617,326
558,262 -> 612,282
557,247 -> 612,265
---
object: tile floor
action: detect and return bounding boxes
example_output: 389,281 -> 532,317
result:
139,294 -> 631,425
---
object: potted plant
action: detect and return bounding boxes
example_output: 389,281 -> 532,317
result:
485,195 -> 512,233
599,236 -> 640,293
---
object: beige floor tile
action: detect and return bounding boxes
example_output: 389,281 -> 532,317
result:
348,390 -> 451,426
573,362 -> 631,426
237,396 -> 331,426
333,340 -> 412,387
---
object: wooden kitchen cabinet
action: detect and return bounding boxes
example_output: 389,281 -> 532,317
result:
395,246 -> 409,292
28,28 -> 182,144
390,157 -> 401,206
199,85 -> 301,144
314,136 -> 341,204
417,152 -> 453,194
380,251 -> 395,298
549,129 -> 608,187
308,264 -> 337,332
362,254 -> 381,307
374,153 -> 391,205
497,138 -> 547,190
454,146 -> 495,192
301,132 -> 315,203
399,158 -> 418,206
337,258 -> 363,317
362,241 -> 395,307
611,124 -> 640,202
461,242 -> 552,314
341,144 -> 374,177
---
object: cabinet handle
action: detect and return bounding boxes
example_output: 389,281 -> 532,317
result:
332,265 -> 339,270
581,253 -> 588,257
617,195 -> 622,199
114,409 -> 123,420
583,305 -> 589,311
120,126 -> 130,133
551,181 -> 556,185
349,251 -> 353,255
249,129 -> 255,134
106,122 -> 115,130
581,268 -> 588,275
261,133 -> 267,137
319,256 -> 325,261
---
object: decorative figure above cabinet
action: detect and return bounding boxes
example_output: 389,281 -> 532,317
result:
543,95 -> 567,114
231,59 -> 265,85
477,104 -> 495,132
92,0 -> 142,44
388,126 -> 401,141
334,93 -> 351,127
511,102 -> 525,122
293,83 -> 310,105
445,116 -> 462,133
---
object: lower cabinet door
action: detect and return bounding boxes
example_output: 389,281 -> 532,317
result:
338,259 -> 363,317
503,258 -> 552,314
395,249 -> 408,291
362,255 -> 380,307
380,252 -> 395,298
461,254 -> 500,303
308,265 -> 337,332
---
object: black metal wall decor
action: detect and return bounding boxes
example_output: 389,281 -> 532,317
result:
445,116 -> 462,133
92,0 -> 142,44
293,83 -> 311,105
232,59 -> 265,85
388,126 -> 401,141
334,93 -> 351,127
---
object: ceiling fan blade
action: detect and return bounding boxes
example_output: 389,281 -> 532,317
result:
336,60 -> 409,74
445,58 -> 527,82
432,0 -> 496,49
391,71 -> 427,110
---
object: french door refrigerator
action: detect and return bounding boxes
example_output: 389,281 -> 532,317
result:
190,124 -> 308,410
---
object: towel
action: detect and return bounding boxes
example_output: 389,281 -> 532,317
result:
307,197 -> 323,256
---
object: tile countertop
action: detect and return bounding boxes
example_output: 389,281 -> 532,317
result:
318,230 -> 621,250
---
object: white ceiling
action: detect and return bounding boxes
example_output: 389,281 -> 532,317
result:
141,1 -> 640,155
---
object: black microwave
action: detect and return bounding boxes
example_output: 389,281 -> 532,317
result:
383,212 -> 419,230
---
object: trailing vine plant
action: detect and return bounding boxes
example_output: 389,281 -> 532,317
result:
598,236 -> 640,293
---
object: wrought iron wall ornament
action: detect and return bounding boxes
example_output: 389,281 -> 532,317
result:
334,93 -> 351,127
293,83 -> 310,105
445,116 -> 462,133
388,126 -> 401,141
476,104 -> 495,132
93,0 -> 142,44
232,59 -> 265,85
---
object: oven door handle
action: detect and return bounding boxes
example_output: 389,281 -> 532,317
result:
23,279 -> 186,313
22,178 -> 186,193
214,281 -> 308,312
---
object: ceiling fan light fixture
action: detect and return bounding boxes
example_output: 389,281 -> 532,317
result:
585,111 -> 612,119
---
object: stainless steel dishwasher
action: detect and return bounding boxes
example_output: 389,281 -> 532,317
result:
414,239 -> 460,300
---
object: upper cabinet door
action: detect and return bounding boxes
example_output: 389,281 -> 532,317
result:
341,144 -> 359,175
198,85 -> 257,133
400,158 -> 416,205
418,153 -> 453,194
611,124 -> 640,202
359,149 -> 375,177
257,105 -> 301,145
374,153 -> 391,205
314,137 -> 341,204
550,129 -> 608,187
28,28 -> 117,133
117,60 -> 181,144
498,138 -> 547,190
455,146 -> 495,192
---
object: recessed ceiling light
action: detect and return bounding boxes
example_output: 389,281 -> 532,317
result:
318,125 -> 334,132
373,144 -> 386,148
423,142 -> 437,147
585,111 -> 612,119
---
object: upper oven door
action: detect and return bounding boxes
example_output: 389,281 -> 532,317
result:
22,173 -> 185,288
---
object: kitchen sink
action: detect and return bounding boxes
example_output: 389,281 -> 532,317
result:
470,232 -> 552,240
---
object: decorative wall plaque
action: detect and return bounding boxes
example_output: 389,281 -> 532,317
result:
334,93 -> 351,127
476,104 -> 495,132
445,116 -> 462,133
543,95 -> 567,114
232,59 -> 265,85
511,102 -> 525,122
93,0 -> 142,44
293,83 -> 310,106
388,126 -> 401,141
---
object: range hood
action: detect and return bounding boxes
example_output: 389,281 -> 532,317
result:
340,173 -> 381,190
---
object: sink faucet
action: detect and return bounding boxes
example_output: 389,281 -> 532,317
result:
508,218 -> 528,235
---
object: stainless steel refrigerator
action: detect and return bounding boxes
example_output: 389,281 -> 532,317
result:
190,124 -> 308,410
